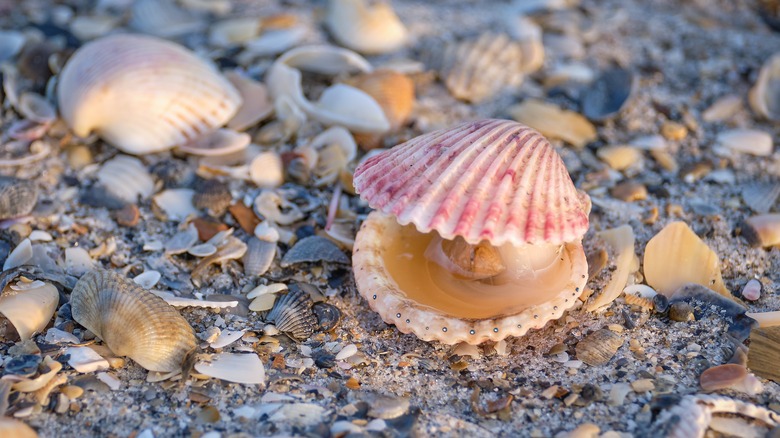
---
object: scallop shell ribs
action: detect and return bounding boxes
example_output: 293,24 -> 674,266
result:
70,269 -> 197,372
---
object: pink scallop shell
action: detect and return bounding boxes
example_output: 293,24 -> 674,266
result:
353,119 -> 589,246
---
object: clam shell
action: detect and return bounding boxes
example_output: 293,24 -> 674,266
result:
280,236 -> 350,267
0,282 -> 58,341
352,211 -> 589,344
70,270 -> 197,372
325,0 -> 408,55
344,70 -> 415,131
192,179 -> 232,216
749,52 -> 780,121
353,119 -> 590,246
575,329 -> 624,366
436,33 -> 526,103
266,287 -> 317,340
96,155 -> 155,204
243,237 -> 276,277
0,176 -> 38,220
57,34 -> 241,155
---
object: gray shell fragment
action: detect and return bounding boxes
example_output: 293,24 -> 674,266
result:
243,237 -> 276,277
280,236 -> 350,267
581,68 -> 635,121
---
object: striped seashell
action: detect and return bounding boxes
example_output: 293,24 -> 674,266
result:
266,287 -> 317,340
353,119 -> 590,247
243,237 -> 276,277
0,176 -> 38,220
70,269 -> 197,372
96,155 -> 155,204
57,34 -> 241,155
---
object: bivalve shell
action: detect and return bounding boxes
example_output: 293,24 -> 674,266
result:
344,70 -> 415,131
243,237 -> 276,277
0,282 -> 59,341
58,34 -> 241,155
354,119 -> 590,246
96,155 -> 155,204
749,52 -> 780,121
266,288 -> 317,340
0,176 -> 38,220
575,329 -> 624,366
325,0 -> 408,55
70,270 -> 197,372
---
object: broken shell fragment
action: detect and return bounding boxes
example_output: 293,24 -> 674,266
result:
0,282 -> 58,341
741,182 -> 780,214
352,119 -> 590,344
700,364 -> 763,395
224,72 -> 273,131
177,129 -> 250,157
325,0 -> 408,54
509,99 -> 597,149
70,270 -> 198,372
575,329 -> 624,366
243,237 -> 276,277
585,225 -> 635,312
749,52 -> 780,121
716,129 -> 773,157
0,176 -> 38,220
343,70 -> 415,132
643,221 -> 730,299
581,67 -> 635,121
57,34 -> 241,154
266,288 -> 317,340
741,214 -> 780,247
281,236 -> 350,267
194,352 -> 265,385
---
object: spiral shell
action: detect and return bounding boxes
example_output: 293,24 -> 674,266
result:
354,119 -> 590,247
0,176 -> 38,220
70,270 -> 197,372
57,34 -> 241,155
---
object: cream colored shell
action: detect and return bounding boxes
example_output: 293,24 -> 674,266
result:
58,34 -> 241,155
325,0 -> 408,55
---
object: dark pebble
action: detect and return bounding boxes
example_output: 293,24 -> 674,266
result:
652,294 -> 669,313
313,302 -> 342,332
314,351 -> 336,369
3,354 -> 41,376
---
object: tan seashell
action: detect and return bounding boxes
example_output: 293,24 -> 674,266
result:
749,52 -> 780,121
643,221 -> 730,299
325,0 -> 408,55
435,33 -> 530,103
0,282 -> 58,341
575,328 -> 624,366
352,119 -> 590,344
509,99 -> 597,149
742,213 -> 780,248
0,417 -> 38,438
70,270 -> 197,372
699,364 -> 763,395
58,34 -> 241,155
747,326 -> 780,382
344,70 -> 415,137
224,72 -> 273,131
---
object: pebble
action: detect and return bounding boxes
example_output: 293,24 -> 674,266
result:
702,95 -> 742,122
668,302 -> 695,322
60,385 -> 84,400
652,294 -> 669,313
717,129 -> 773,156
741,279 -> 761,301
556,422 -> 600,438
630,379 -> 655,393
115,204 -> 140,227
661,121 -> 688,141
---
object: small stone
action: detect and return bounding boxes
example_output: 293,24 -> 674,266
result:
668,302 -> 695,322
631,379 -> 655,393
702,95 -> 742,122
597,146 -> 643,171
229,202 -> 260,234
4,355 -> 41,376
610,181 -> 647,202
652,294 -> 669,313
346,376 -> 360,390
198,405 -> 221,423
661,121 -> 688,141
556,422 -> 600,438
717,129 -> 773,156
741,279 -> 761,301
336,344 -> 358,361
115,204 -> 140,227
680,161 -> 712,183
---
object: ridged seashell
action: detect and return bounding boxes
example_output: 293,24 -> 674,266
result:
192,179 -> 232,216
0,282 -> 58,341
344,70 -> 415,131
129,0 -> 205,38
435,33 -> 527,103
352,119 -> 590,344
741,213 -> 780,248
575,329 -> 624,366
280,236 -> 350,267
749,52 -> 780,121
249,151 -> 285,188
243,237 -> 276,277
57,34 -> 241,155
741,182 -> 780,214
0,176 -> 38,220
354,119 -> 590,246
747,326 -> 780,382
644,222 -> 730,298
70,270 -> 197,372
653,394 -> 780,438
96,155 -> 155,204
266,288 -> 317,340
325,0 -> 408,55
581,68 -> 635,122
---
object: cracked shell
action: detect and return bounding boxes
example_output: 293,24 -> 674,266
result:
70,270 -> 197,372
57,34 -> 241,155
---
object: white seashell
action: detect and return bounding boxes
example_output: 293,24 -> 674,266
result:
335,343 -> 358,360
44,327 -> 80,344
151,290 -> 238,309
9,280 -> 46,291
325,0 -> 408,55
749,52 -> 780,121
96,155 -> 156,204
716,129 -> 773,157
249,151 -> 285,188
97,372 -> 121,390
225,72 -> 273,131
247,283 -> 288,299
58,34 -> 241,155
195,352 -> 265,384
164,223 -> 199,255
153,189 -> 198,221
188,243 -> 218,257
209,329 -> 245,349
28,230 -> 53,242
133,270 -> 162,290
64,346 -> 110,373
254,190 -> 304,225
249,294 -> 277,312
209,17 -> 261,47
623,284 -> 658,299
177,129 -> 250,156
3,238 -> 32,270
266,45 -> 390,134
65,247 -> 95,276
69,15 -> 120,41
0,30 -> 26,62
206,228 -> 234,247
130,0 -> 204,38
0,282 -> 59,341
244,26 -> 308,57
254,221 -> 281,242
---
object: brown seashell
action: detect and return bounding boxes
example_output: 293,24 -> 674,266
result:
0,176 -> 38,220
70,270 -> 197,372
747,326 -> 780,383
352,120 -> 590,344
643,221 -> 730,299
57,34 -> 241,155
741,214 -> 780,247
575,329 -> 624,366
354,119 -> 590,247
192,179 -> 232,217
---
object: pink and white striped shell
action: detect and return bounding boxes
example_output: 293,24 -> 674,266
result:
57,34 -> 241,155
352,119 -> 591,344
354,119 -> 590,247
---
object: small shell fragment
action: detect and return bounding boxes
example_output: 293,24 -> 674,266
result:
177,129 -> 250,157
749,52 -> 780,121
741,214 -> 780,247
581,68 -> 635,121
716,129 -> 773,156
195,352 -> 265,385
225,72 -> 273,131
700,364 -> 763,395
3,238 -> 33,270
325,0 -> 408,55
153,189 -> 199,221
0,282 -> 59,341
575,329 -> 624,366
243,237 -> 276,276
96,155 -> 155,204
585,225 -> 635,312
509,99 -> 597,149
741,182 -> 780,214
133,271 -> 162,290
280,236 -> 350,267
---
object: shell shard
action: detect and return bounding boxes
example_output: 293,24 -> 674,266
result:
57,34 -> 241,155
0,282 -> 58,341
96,155 -> 155,204
266,288 -> 317,340
70,270 -> 197,372
243,237 -> 276,277
354,119 -> 590,247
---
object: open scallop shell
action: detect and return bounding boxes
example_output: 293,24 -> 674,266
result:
57,34 -> 241,155
70,270 -> 197,372
353,119 -> 590,247
353,211 -> 588,344
325,0 -> 408,55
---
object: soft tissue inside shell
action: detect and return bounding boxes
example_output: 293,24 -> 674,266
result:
383,222 -> 572,319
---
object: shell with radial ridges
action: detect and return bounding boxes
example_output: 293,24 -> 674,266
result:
57,34 -> 241,155
353,119 -> 590,247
